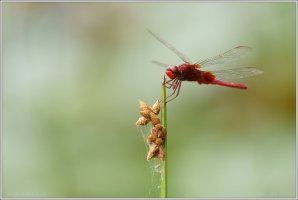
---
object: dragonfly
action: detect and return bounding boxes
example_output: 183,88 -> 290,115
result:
148,30 -> 264,102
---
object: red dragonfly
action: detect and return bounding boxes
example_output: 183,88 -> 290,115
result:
148,30 -> 264,102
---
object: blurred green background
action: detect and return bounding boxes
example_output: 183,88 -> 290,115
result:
3,2 -> 296,198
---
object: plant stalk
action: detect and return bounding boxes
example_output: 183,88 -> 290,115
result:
160,78 -> 167,198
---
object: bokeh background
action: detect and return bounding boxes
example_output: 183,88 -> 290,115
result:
3,2 -> 296,198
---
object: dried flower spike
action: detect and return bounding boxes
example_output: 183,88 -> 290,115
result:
152,100 -> 160,114
147,129 -> 158,143
157,128 -> 166,139
150,112 -> 160,126
155,138 -> 164,146
136,99 -> 166,161
158,146 -> 165,161
136,117 -> 150,126
147,144 -> 159,160
140,110 -> 151,118
139,100 -> 153,112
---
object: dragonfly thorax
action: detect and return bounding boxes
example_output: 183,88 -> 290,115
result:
166,64 -> 199,81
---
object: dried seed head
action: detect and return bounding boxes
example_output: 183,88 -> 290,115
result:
140,110 -> 151,118
137,99 -> 166,160
147,144 -> 159,160
136,117 -> 150,126
152,100 -> 160,114
158,146 -> 165,161
150,112 -> 160,126
139,100 -> 152,112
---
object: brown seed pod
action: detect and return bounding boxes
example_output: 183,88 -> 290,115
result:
151,100 -> 160,115
151,126 -> 158,134
150,112 -> 160,126
154,123 -> 163,131
136,99 -> 167,160
139,100 -> 153,112
147,130 -> 157,144
157,127 -> 167,139
155,138 -> 164,146
158,146 -> 165,161
140,110 -> 151,118
147,136 -> 154,144
136,117 -> 150,126
147,144 -> 159,160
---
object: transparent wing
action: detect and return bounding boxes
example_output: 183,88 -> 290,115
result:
210,67 -> 264,80
197,46 -> 252,67
148,29 -> 192,64
152,60 -> 169,67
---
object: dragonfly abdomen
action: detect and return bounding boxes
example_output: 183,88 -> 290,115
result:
196,71 -> 215,84
211,79 -> 247,89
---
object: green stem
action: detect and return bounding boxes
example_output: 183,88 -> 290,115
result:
160,79 -> 167,198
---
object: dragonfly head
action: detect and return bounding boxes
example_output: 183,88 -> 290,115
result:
165,66 -> 177,79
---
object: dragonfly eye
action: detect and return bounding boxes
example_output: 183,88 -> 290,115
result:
166,70 -> 176,79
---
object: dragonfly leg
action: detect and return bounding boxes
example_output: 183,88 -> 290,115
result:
168,79 -> 179,90
165,82 -> 178,99
163,76 -> 172,89
166,81 -> 181,103
166,80 -> 181,102
165,78 -> 176,89
166,78 -> 174,84
166,84 -> 173,89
